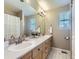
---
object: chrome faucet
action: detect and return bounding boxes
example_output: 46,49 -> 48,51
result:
15,34 -> 26,45
8,35 -> 16,45
15,37 -> 23,45
8,34 -> 26,45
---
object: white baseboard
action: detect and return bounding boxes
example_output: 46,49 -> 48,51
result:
52,47 -> 70,52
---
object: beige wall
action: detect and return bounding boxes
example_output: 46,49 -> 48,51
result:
4,6 -> 17,16
4,4 -> 20,16
44,4 -> 71,50
26,0 -> 39,10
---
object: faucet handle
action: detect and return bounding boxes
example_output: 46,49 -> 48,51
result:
10,35 -> 15,40
8,39 -> 15,45
8,35 -> 16,45
21,34 -> 26,40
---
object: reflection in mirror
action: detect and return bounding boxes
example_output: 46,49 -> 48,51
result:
24,16 -> 37,36
4,13 -> 46,40
24,14 -> 45,36
36,15 -> 45,35
4,14 -> 20,40
36,25 -> 41,34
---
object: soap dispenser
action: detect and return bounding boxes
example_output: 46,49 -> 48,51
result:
49,24 -> 53,34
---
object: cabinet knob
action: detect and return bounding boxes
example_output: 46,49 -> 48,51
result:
38,48 -> 40,51
45,47 -> 47,49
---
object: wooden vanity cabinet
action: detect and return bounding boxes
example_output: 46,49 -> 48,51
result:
21,52 -> 32,59
20,37 -> 52,59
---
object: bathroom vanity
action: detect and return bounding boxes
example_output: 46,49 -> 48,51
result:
4,35 -> 53,59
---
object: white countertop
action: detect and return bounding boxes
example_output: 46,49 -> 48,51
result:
4,35 -> 52,59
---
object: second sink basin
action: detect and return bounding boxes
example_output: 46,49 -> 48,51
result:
8,41 -> 35,52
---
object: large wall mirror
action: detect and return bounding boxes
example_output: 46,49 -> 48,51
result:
4,13 -> 46,39
24,14 -> 45,36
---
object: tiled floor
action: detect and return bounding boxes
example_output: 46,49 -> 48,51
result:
47,47 -> 71,59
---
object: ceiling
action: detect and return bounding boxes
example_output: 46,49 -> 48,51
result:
4,0 -> 71,16
38,0 -> 71,11
4,0 -> 36,16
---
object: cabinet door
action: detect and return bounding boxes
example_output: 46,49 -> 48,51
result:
43,42 -> 48,59
21,52 -> 32,59
42,40 -> 50,59
33,51 -> 42,59
48,38 -> 52,52
33,45 -> 43,59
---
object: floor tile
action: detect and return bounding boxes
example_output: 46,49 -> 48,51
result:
47,47 -> 71,59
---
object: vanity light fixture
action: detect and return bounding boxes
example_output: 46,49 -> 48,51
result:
37,7 -> 46,17
37,11 -> 45,17
20,0 -> 24,2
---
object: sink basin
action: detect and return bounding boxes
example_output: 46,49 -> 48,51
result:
8,41 -> 34,52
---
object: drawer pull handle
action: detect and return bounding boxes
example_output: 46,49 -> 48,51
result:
38,48 -> 40,51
